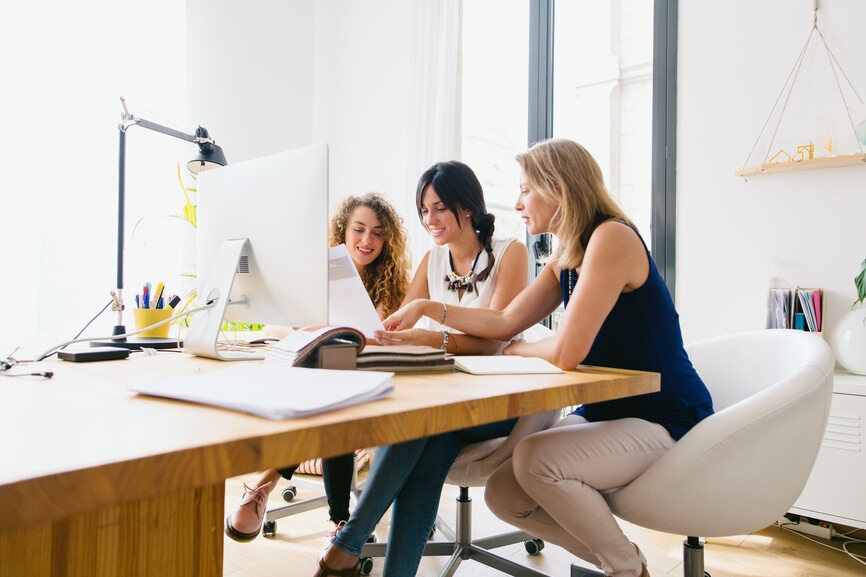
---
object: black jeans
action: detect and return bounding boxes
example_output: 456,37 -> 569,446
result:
277,453 -> 355,523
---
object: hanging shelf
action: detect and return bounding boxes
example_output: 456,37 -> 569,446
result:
735,153 -> 866,177
737,2 -> 865,177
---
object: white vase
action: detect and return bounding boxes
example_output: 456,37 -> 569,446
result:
831,306 -> 866,375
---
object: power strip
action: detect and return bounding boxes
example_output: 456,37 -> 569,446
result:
777,516 -> 835,540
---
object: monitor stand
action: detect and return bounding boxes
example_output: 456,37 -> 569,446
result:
184,238 -> 266,361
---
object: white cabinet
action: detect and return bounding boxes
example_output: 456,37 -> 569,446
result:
789,371 -> 866,530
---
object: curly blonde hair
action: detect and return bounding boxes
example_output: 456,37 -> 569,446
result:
517,138 -> 635,270
330,193 -> 411,317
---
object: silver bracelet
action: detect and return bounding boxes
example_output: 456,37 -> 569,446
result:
440,330 -> 449,351
440,303 -> 448,325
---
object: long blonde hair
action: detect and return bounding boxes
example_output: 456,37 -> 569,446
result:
329,193 -> 411,317
516,138 -> 635,270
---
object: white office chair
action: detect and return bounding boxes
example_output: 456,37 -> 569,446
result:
571,329 -> 835,577
360,323 -> 560,577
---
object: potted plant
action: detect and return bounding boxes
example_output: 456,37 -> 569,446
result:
831,259 -> 866,374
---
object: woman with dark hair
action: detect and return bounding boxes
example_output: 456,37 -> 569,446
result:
314,161 -> 528,577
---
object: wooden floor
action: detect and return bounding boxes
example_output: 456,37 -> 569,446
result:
223,473 -> 866,577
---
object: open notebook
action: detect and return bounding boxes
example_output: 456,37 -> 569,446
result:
453,355 -> 563,375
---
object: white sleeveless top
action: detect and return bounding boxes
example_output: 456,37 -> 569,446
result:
419,238 -> 517,334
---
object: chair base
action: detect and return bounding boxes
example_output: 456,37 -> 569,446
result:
262,458 -> 364,538
359,486 -> 551,577
571,536 -> 709,577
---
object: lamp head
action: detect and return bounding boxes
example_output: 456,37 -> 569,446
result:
187,126 -> 227,174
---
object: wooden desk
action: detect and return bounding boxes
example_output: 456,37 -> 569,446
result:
0,352 -> 658,577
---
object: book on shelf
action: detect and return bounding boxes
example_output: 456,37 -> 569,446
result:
766,287 -> 823,332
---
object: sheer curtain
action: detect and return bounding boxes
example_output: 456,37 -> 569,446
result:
403,0 -> 463,261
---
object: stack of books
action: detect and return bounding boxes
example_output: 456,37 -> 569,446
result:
266,325 -> 454,373
357,345 -> 454,373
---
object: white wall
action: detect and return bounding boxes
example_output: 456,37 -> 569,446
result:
186,0 -> 866,350
186,0 -> 420,255
676,0 -> 866,346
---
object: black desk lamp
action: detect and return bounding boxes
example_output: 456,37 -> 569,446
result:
92,97 -> 227,350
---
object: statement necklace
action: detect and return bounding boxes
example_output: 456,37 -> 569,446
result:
445,250 -> 482,293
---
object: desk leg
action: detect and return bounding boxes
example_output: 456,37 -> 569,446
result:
0,482 -> 224,577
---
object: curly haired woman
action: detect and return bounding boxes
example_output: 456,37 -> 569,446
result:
225,192 -> 411,543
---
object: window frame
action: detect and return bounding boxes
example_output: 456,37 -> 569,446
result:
527,0 -> 677,298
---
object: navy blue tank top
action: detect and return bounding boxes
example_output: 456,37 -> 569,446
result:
563,233 -> 713,440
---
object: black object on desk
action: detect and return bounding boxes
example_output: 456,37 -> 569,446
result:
59,347 -> 131,362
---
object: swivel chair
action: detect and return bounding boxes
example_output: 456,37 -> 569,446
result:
262,451 -> 368,538
360,323 -> 561,577
359,409 -> 560,577
572,329 -> 835,577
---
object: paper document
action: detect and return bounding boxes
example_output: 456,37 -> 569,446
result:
453,355 -> 563,375
130,363 -> 394,419
328,244 -> 384,338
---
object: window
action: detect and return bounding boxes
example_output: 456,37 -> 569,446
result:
461,0 -> 677,294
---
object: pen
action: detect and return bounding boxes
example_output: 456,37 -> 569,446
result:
135,295 -> 140,308
168,295 -> 181,309
142,284 -> 149,309
153,282 -> 165,309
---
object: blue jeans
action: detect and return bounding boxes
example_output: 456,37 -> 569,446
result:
331,418 -> 517,577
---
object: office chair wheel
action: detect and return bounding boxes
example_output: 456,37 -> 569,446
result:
262,520 -> 276,538
524,538 -> 544,555
358,556 -> 374,576
366,533 -> 377,543
281,485 -> 297,502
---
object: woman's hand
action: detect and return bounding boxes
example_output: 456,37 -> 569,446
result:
374,328 -> 436,348
503,339 -> 531,356
382,300 -> 431,331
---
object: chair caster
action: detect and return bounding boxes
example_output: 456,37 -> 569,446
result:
366,533 -> 377,543
281,485 -> 297,502
524,538 -> 544,555
358,556 -> 374,576
262,520 -> 276,538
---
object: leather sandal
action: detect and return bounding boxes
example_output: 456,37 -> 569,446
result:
316,558 -> 360,577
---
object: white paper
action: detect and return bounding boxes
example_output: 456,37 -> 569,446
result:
328,244 -> 385,338
453,355 -> 563,375
130,363 -> 394,419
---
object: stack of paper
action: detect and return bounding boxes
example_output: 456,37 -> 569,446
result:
130,364 -> 394,419
356,345 -> 454,373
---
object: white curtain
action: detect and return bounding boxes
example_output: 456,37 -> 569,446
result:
404,0 -> 463,261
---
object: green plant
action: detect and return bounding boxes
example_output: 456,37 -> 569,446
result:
854,258 -> 866,307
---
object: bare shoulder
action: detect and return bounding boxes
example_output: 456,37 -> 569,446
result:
589,220 -> 644,253
502,238 -> 529,262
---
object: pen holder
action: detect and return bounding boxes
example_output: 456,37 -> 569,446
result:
133,308 -> 173,338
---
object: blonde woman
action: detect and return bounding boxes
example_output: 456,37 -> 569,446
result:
381,139 -> 714,577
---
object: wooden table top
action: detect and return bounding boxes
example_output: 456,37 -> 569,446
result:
0,351 -> 658,532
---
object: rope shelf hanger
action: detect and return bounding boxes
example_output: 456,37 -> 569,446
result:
736,0 -> 866,177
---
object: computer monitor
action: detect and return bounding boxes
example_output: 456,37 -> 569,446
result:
184,144 -> 329,360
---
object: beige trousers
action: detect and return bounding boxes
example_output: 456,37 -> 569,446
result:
485,414 -> 674,577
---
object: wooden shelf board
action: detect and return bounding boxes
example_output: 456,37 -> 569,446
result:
735,153 -> 866,176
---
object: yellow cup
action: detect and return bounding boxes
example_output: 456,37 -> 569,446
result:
133,308 -> 173,338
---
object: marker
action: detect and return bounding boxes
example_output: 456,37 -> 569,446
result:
153,282 -> 165,309
168,295 -> 181,310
